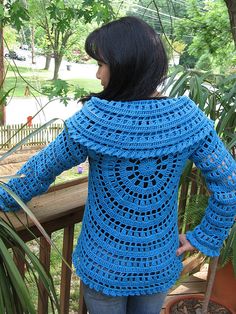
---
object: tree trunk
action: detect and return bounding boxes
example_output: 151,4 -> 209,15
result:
224,0 -> 236,49
0,22 -> 6,125
53,54 -> 62,80
44,54 -> 51,70
31,25 -> 36,64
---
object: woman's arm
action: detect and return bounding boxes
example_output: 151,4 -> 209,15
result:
185,129 -> 236,256
0,129 -> 88,211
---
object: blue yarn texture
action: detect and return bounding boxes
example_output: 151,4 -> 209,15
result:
0,96 -> 235,296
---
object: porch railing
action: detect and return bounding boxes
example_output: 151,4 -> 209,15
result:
0,177 -> 88,314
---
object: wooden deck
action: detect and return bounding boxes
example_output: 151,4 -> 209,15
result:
161,264 -> 208,313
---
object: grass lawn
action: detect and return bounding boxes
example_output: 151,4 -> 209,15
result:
4,65 -> 101,97
67,78 -> 101,94
6,65 -> 47,75
54,164 -> 89,185
26,222 -> 83,313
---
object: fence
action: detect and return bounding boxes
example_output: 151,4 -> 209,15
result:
0,123 -> 64,148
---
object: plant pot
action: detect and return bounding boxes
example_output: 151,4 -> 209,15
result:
164,294 -> 233,313
209,262 -> 236,313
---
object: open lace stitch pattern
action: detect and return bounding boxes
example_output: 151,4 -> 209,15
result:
65,96 -> 214,158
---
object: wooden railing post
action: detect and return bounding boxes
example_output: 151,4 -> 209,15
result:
13,247 -> 25,278
38,235 -> 52,314
79,281 -> 87,314
60,224 -> 74,314
0,177 -> 88,313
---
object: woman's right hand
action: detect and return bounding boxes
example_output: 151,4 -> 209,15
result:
176,234 -> 197,256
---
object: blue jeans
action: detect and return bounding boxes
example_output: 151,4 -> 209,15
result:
82,283 -> 167,314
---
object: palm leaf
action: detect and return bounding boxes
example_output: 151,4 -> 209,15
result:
168,71 -> 190,97
220,222 -> 236,270
0,219 -> 59,310
0,183 -> 52,245
0,238 -> 36,313
0,182 -> 72,272
162,66 -> 184,94
0,261 -> 14,313
216,104 -> 236,135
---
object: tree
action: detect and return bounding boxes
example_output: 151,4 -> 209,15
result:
173,0 -> 235,72
28,0 -> 115,80
129,0 -> 236,71
128,0 -> 187,36
224,0 -> 236,48
64,20 -> 96,63
3,26 -> 17,50
0,0 -> 29,125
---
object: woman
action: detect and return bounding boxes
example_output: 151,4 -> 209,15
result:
0,16 -> 235,314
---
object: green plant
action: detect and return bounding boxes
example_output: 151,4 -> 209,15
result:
166,65 -> 236,258
165,66 -> 236,312
0,217 -> 59,313
219,221 -> 236,275
164,67 -> 236,148
181,194 -> 209,234
0,120 -> 65,313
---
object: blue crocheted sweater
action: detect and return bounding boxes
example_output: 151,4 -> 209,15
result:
0,96 -> 236,296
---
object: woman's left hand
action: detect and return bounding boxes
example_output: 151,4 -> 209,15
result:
176,234 -> 197,256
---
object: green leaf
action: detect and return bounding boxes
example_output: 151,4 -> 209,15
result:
0,262 -> 14,314
216,104 -> 236,135
73,86 -> 88,100
42,80 -> 70,105
0,4 -> 4,19
220,222 -> 236,269
0,88 -> 15,104
0,184 -> 52,246
0,219 -> 59,310
0,184 -> 72,284
0,238 -> 36,313
227,136 -> 236,150
162,66 -> 184,94
169,71 -> 189,97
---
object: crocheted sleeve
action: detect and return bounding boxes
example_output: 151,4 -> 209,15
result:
186,129 -> 236,256
0,129 -> 88,212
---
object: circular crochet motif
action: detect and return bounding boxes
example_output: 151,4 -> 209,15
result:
111,157 -> 170,200
72,150 -> 189,295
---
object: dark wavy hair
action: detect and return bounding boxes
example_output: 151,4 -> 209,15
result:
85,16 -> 168,101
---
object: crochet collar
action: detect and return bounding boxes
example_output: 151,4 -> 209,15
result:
65,96 -> 213,158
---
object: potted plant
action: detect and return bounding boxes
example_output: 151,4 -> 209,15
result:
165,190 -> 235,314
207,222 -> 236,312
164,221 -> 235,314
